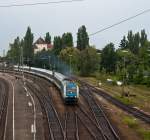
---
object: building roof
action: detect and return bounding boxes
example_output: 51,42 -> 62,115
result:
34,37 -> 46,44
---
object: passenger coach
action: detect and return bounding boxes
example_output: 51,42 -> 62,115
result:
14,66 -> 79,104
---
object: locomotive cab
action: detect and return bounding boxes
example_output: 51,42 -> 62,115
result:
63,79 -> 78,104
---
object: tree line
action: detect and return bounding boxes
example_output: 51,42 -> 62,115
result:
6,26 -> 150,86
100,30 -> 150,86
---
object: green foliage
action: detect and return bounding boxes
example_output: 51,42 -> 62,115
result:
53,36 -> 62,55
33,49 -> 52,68
134,67 -> 144,84
77,25 -> 89,51
116,49 -> 138,83
116,29 -> 150,85
146,73 -> 150,87
62,32 -> 73,48
138,128 -> 150,140
78,46 -> 99,76
59,46 -> 99,75
6,26 -> 150,86
34,49 -> 47,68
119,36 -> 128,49
140,29 -> 147,47
101,43 -> 117,73
59,47 -> 79,72
45,32 -> 51,44
23,26 -> 34,65
126,31 -> 134,51
133,32 -> 140,54
7,37 -> 21,64
123,116 -> 138,128
127,65 -> 136,82
115,95 -> 133,105
123,116 -> 150,140
126,31 -> 139,54
119,30 -> 147,55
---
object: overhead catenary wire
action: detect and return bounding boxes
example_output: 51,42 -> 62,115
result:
73,8 -> 150,44
1,0 -> 150,43
0,0 -> 84,8
89,8 -> 150,36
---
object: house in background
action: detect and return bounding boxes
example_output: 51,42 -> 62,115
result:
34,37 -> 53,54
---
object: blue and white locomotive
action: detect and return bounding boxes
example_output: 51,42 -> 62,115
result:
14,66 -> 79,104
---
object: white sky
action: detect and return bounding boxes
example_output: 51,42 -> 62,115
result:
0,0 -> 150,56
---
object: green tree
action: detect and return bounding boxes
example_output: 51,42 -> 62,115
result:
23,27 -> 34,65
53,36 -> 62,55
78,46 -> 99,76
139,41 -> 150,70
140,29 -> 147,47
77,25 -> 89,51
124,30 -> 148,55
132,32 -> 140,54
134,66 -> 144,84
59,47 -> 79,72
7,37 -> 21,64
101,43 -> 117,73
62,32 -> 73,48
117,49 -> 138,82
45,32 -> 51,44
119,36 -> 128,49
33,49 -> 52,68
126,30 -> 139,54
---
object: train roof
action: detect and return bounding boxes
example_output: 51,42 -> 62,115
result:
31,67 -> 53,75
54,72 -> 67,81
14,65 -> 69,82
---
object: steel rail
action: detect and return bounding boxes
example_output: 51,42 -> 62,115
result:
0,78 -> 9,140
76,106 -> 106,140
26,80 -> 65,140
74,77 -> 150,124
65,112 -> 79,140
80,85 -> 119,140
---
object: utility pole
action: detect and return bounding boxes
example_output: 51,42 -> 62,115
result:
48,56 -> 51,70
52,64 -> 55,76
20,44 -> 25,81
122,56 -> 126,97
121,50 -> 128,97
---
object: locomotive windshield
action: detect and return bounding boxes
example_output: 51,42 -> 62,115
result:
66,81 -> 77,94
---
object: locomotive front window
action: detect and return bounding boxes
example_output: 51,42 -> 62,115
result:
66,82 -> 77,93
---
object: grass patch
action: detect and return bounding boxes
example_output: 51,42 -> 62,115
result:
123,116 -> 138,128
138,128 -> 150,140
115,95 -> 134,105
123,116 -> 150,140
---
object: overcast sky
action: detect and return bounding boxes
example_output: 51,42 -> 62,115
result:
0,0 -> 150,56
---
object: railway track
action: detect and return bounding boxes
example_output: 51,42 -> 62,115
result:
2,70 -> 150,123
80,85 -> 119,140
76,106 -> 106,140
77,78 -> 150,124
0,78 -> 9,140
2,69 -> 150,140
65,112 -> 79,140
92,87 -> 150,124
26,81 -> 65,140
25,74 -> 110,140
